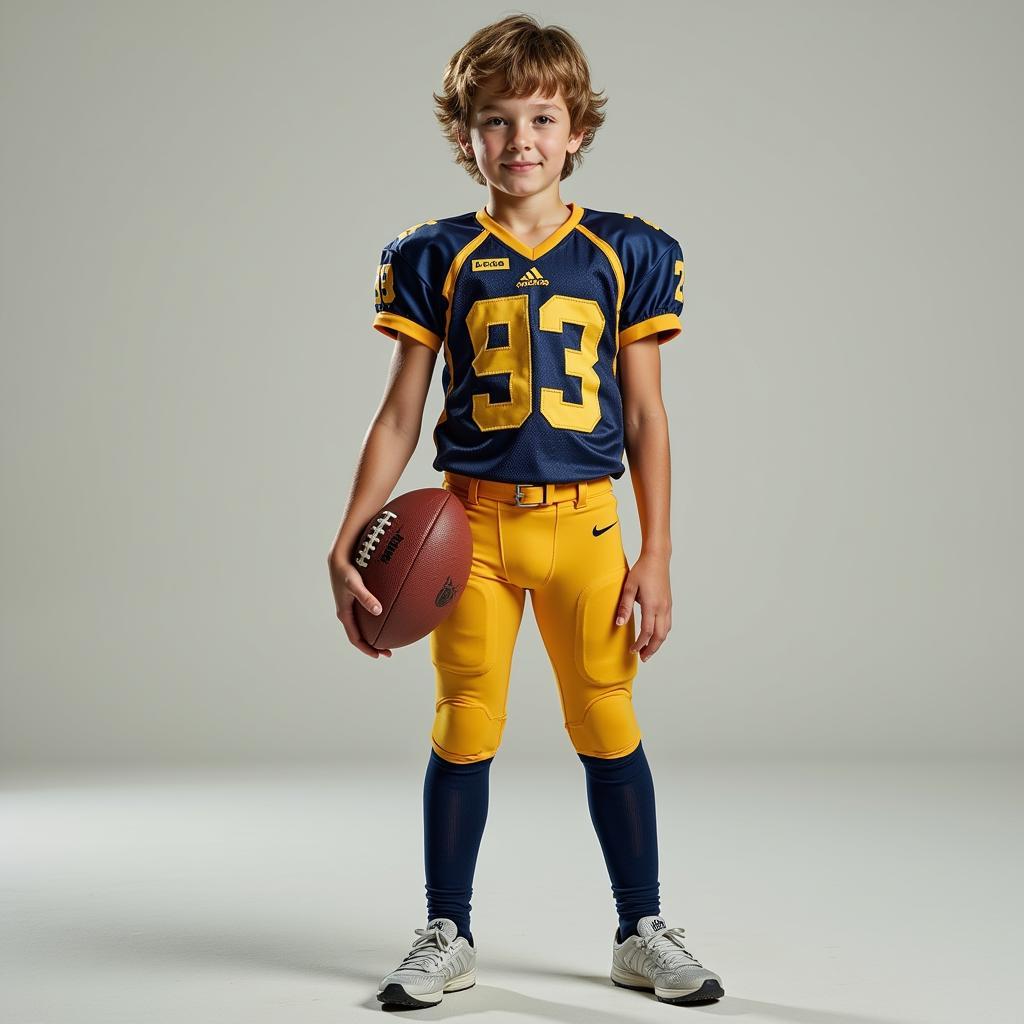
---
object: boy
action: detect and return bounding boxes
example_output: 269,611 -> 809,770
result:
327,13 -> 725,1010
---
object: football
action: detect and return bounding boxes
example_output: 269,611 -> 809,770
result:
351,487 -> 473,650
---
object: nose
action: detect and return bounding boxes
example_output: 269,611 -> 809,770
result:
508,120 -> 534,153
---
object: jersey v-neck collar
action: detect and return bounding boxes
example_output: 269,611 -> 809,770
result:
475,202 -> 585,260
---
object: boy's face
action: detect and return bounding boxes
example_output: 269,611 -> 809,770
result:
459,74 -> 584,199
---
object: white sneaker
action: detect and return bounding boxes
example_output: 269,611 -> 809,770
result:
376,918 -> 477,1009
611,915 -> 724,1004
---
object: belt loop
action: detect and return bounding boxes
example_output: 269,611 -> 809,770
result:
574,480 -> 588,509
468,477 -> 480,505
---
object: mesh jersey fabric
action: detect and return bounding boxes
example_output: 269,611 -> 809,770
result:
371,203 -> 684,484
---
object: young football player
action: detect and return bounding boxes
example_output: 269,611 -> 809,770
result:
327,13 -> 725,1010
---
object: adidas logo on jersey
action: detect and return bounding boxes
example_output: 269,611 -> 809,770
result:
516,266 -> 549,287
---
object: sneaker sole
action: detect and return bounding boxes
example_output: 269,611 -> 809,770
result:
611,966 -> 724,1004
376,969 -> 477,1009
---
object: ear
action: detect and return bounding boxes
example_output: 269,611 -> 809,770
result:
456,125 -> 474,158
566,128 -> 585,154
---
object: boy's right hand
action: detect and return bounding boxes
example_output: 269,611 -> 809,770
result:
327,556 -> 393,659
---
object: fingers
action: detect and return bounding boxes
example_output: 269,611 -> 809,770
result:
615,580 -> 638,626
329,558 -> 383,617
629,604 -> 671,662
629,604 -> 655,656
337,603 -> 392,658
328,558 -> 391,659
344,570 -> 383,617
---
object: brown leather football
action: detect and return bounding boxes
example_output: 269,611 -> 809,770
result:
351,487 -> 473,650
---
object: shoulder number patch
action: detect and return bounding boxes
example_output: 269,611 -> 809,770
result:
396,219 -> 437,240
624,212 -> 662,231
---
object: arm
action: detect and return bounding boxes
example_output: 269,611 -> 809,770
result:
326,333 -> 437,658
616,336 -> 673,661
621,338 -> 672,557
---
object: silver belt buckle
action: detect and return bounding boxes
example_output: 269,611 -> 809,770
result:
514,483 -> 547,507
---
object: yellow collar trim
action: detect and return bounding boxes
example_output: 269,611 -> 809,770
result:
475,202 -> 585,260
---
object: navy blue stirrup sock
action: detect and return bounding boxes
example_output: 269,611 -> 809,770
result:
423,748 -> 492,947
578,740 -> 661,941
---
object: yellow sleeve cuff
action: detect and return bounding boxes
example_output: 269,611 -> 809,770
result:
619,313 -> 682,347
373,312 -> 442,353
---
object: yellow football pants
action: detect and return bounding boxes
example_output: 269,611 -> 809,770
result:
429,471 -> 641,764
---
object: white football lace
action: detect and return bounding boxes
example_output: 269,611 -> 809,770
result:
397,925 -> 454,972
639,926 -> 704,968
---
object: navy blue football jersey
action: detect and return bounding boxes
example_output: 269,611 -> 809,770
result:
372,202 -> 684,483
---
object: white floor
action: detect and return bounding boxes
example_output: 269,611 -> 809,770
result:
2,758 -> 1021,1023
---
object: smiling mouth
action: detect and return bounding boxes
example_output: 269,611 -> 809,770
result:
504,162 -> 539,168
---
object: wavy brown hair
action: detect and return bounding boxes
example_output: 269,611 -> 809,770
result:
433,14 -> 608,186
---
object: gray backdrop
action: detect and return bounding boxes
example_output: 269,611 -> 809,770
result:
2,0 -> 1021,769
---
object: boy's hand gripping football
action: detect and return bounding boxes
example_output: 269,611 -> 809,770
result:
328,557 -> 393,659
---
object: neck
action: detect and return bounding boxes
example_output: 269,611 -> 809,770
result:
484,180 -> 570,233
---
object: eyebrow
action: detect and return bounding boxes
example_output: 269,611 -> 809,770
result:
476,102 -> 561,114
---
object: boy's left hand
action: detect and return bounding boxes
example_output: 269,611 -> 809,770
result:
615,552 -> 672,662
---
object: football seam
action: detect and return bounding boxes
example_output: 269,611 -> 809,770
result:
373,493 -> 453,646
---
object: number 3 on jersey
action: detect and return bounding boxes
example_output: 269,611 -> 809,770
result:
374,264 -> 395,305
467,294 -> 605,434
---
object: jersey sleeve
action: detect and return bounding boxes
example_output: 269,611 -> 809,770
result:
372,245 -> 446,352
618,236 -> 685,346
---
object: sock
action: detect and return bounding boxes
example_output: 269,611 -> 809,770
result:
423,748 -> 492,947
578,740 -> 661,941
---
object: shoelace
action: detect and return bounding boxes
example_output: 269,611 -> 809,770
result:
397,925 -> 454,972
639,926 -> 705,969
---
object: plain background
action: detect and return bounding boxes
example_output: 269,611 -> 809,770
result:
2,0 -> 1022,772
